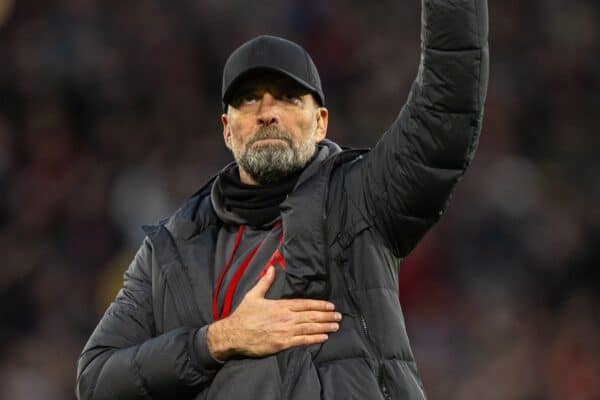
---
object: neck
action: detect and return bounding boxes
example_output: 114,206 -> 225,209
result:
239,168 -> 260,186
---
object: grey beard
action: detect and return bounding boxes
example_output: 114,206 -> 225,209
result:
234,126 -> 316,185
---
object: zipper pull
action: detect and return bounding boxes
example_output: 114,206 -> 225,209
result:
381,383 -> 391,400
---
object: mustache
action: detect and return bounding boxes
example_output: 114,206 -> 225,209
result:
247,126 -> 293,148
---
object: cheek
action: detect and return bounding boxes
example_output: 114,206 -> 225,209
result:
296,114 -> 317,138
288,110 -> 313,132
229,122 -> 251,148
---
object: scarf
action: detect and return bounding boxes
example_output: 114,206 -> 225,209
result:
215,167 -> 301,227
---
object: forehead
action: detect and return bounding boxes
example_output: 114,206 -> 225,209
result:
233,69 -> 309,94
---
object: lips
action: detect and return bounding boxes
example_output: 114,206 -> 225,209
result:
254,138 -> 287,143
247,126 -> 293,149
249,136 -> 292,147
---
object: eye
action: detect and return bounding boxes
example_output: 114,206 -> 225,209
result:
282,92 -> 302,104
241,93 -> 259,104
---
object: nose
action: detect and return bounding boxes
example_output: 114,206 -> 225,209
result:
256,92 -> 279,126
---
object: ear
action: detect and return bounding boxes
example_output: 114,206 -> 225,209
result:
221,113 -> 232,151
314,107 -> 329,142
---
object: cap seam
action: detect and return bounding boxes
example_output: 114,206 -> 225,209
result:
303,49 -> 311,87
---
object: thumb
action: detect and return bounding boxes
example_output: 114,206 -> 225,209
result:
250,265 -> 275,298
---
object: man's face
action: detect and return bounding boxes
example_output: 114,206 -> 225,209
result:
221,70 -> 328,185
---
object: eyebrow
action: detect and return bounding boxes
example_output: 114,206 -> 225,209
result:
234,85 -> 309,99
234,87 -> 256,96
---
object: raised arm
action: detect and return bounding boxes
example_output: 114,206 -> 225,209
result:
76,239 -> 221,400
347,0 -> 489,256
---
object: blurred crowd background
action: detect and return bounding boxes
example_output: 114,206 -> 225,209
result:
0,0 -> 598,399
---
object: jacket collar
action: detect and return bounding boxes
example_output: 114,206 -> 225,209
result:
162,139 -> 342,240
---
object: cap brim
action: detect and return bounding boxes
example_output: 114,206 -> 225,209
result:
222,65 -> 323,112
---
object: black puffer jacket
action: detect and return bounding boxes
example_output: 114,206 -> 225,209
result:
76,0 -> 489,398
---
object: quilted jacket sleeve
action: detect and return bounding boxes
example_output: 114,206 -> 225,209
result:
347,0 -> 489,257
76,238 -> 221,400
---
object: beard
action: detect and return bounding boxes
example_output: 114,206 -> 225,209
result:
232,125 -> 316,185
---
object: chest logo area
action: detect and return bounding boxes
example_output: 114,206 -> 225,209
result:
258,248 -> 286,278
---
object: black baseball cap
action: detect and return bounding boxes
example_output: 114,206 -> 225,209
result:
221,35 -> 324,112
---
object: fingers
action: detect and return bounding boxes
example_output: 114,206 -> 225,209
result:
269,322 -> 338,353
284,334 -> 330,348
294,311 -> 342,324
292,322 -> 340,336
285,299 -> 336,312
249,266 -> 275,298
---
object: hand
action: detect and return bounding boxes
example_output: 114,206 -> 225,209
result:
206,266 -> 341,361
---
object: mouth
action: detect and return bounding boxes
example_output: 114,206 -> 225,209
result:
254,138 -> 288,143
250,138 -> 291,147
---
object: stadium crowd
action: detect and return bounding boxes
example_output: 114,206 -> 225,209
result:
0,0 -> 598,398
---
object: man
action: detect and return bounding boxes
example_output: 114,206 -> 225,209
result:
77,0 -> 488,398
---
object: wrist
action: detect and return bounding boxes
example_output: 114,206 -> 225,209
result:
207,319 -> 236,362
189,326 -> 224,371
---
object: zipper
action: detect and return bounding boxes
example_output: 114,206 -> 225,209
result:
380,377 -> 392,400
359,315 -> 370,339
328,149 -> 389,398
320,159 -> 338,300
362,312 -> 391,400
321,161 -> 334,267
337,257 -> 391,400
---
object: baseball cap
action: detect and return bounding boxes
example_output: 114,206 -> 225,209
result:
221,35 -> 324,112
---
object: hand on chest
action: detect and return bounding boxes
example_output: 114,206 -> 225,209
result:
213,223 -> 286,320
